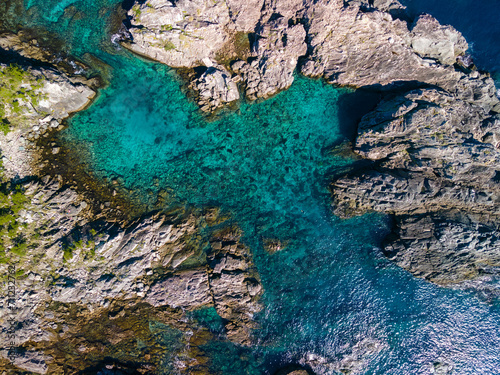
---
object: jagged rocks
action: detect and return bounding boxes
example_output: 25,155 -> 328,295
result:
124,0 -> 232,68
0,193 -> 264,372
299,337 -> 387,375
232,16 -> 307,100
124,0 -> 499,114
383,213 -> 500,286
303,3 -> 457,91
411,14 -> 468,66
207,226 -> 263,345
331,88 -> 500,285
146,269 -> 212,308
226,0 -> 265,32
190,66 -> 239,112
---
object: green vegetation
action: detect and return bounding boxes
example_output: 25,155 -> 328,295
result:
132,4 -> 142,18
61,230 -> 98,262
0,64 -> 45,133
161,24 -> 173,32
164,41 -> 176,51
0,184 -> 31,262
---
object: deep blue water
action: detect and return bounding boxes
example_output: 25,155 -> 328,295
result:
400,0 -> 500,81
5,0 -> 500,374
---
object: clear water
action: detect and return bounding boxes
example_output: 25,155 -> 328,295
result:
4,0 -> 500,374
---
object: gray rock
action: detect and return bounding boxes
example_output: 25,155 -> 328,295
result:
411,14 -> 468,66
207,227 -> 263,345
145,269 -> 212,308
226,0 -> 264,31
431,359 -> 454,375
125,0 -> 499,113
190,66 -> 239,112
0,62 -> 95,179
331,89 -> 500,285
345,0 -> 405,12
124,0 -> 233,68
384,213 -> 500,285
2,350 -> 50,374
232,16 -> 307,100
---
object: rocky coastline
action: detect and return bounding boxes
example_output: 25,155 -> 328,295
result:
122,0 -> 500,287
0,0 -> 499,373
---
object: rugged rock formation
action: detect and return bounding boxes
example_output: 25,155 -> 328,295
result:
0,31 -> 101,88
189,65 -> 239,112
0,186 -> 263,372
331,88 -> 500,285
0,61 -> 96,179
206,226 -> 263,345
124,0 -> 499,114
411,14 -> 468,66
231,16 -> 307,100
2,0 -> 500,372
124,0 -> 232,68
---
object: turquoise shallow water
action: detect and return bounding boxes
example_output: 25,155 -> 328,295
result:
4,0 -> 500,373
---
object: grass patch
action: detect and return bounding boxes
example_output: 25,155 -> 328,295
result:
0,64 -> 45,132
0,182 -> 33,260
164,41 -> 176,51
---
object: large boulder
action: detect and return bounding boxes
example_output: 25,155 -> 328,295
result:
411,14 -> 468,66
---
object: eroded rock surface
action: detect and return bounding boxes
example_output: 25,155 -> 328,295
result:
124,0 -> 232,68
0,192 -> 263,372
411,14 -> 468,66
124,0 -> 499,113
232,16 -> 307,99
0,62 -> 96,179
207,226 -> 263,345
331,88 -> 500,285
189,65 -> 239,112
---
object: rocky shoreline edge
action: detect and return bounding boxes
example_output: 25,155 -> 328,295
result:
0,0 -> 498,373
120,0 -> 500,288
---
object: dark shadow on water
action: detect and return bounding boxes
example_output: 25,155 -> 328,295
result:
336,89 -> 381,142
80,358 -> 150,374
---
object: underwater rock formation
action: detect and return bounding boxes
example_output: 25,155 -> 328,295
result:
123,0 -> 500,287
